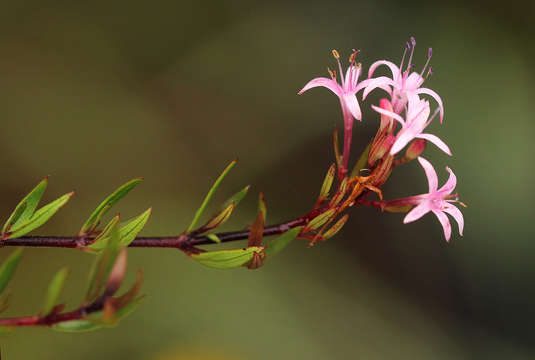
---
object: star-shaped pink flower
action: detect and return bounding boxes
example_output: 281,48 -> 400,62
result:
402,157 -> 464,242
299,50 -> 367,174
363,37 -> 444,122
372,93 -> 451,156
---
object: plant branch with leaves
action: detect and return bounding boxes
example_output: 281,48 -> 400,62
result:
0,37 -> 465,332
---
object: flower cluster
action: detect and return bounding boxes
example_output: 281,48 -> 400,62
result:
299,37 -> 464,242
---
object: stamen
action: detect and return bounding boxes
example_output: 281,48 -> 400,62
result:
332,49 -> 345,87
328,67 -> 336,79
349,49 -> 360,64
425,66 -> 433,80
458,201 -> 467,208
425,107 -> 441,127
332,49 -> 340,59
420,47 -> 433,77
400,42 -> 409,70
407,37 -> 416,73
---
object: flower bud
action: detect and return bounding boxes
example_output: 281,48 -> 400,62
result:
404,139 -> 426,161
368,133 -> 395,167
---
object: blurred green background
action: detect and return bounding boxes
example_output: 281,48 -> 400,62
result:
0,0 -> 534,359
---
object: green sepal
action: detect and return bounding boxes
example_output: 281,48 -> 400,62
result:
6,192 -> 74,239
2,178 -> 48,235
333,128 -> 342,169
191,246 -> 264,269
186,160 -> 237,233
79,178 -> 143,236
322,214 -> 349,240
42,267 -> 69,316
0,248 -> 23,295
350,143 -> 371,178
319,164 -> 336,201
306,209 -> 335,231
265,227 -> 302,256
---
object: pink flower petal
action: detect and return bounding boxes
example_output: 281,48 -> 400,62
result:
368,60 -> 400,80
405,72 -> 425,91
390,129 -> 415,155
416,133 -> 452,156
298,77 -> 342,97
432,209 -> 452,242
416,87 -> 444,123
371,105 -> 405,126
362,76 -> 395,99
443,204 -> 464,236
343,94 -> 362,120
417,157 -> 439,192
404,202 -> 430,223
438,166 -> 457,194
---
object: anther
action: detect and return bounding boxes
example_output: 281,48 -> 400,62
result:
332,49 -> 340,59
410,36 -> 416,47
328,67 -> 336,79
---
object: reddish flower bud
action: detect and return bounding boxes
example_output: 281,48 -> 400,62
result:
404,139 -> 427,161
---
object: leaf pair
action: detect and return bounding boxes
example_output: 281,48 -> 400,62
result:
2,178 -> 73,239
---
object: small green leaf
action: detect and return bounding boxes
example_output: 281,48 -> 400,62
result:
206,233 -> 221,243
86,222 -> 122,303
203,203 -> 235,232
2,178 -> 48,235
319,164 -> 336,201
79,178 -> 143,235
383,204 -> 413,213
86,215 -> 121,252
0,248 -> 23,294
52,319 -> 102,333
222,185 -> 250,209
119,208 -> 152,247
7,192 -> 74,239
191,246 -> 264,269
306,209 -> 336,231
42,267 -> 69,316
186,160 -> 237,233
322,214 -> 349,239
329,177 -> 348,207
0,293 -> 11,313
265,227 -> 302,256
115,295 -> 144,321
350,143 -> 371,178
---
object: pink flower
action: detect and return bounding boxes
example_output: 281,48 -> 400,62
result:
299,50 -> 367,174
372,93 -> 451,156
397,157 -> 464,242
363,37 -> 444,122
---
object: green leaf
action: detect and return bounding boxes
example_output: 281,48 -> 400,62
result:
319,164 -> 336,201
186,160 -> 237,233
52,319 -> 102,333
85,222 -> 122,303
222,185 -> 250,209
2,178 -> 48,235
0,248 -> 23,294
206,233 -> 221,243
119,208 -> 152,247
79,178 -> 143,235
42,267 -> 69,316
7,192 -> 74,239
306,209 -> 336,231
322,214 -> 349,240
191,246 -> 264,269
265,227 -> 302,256
350,143 -> 371,178
202,203 -> 235,232
85,215 -> 121,252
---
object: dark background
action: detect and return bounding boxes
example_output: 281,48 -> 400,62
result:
0,0 -> 534,359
